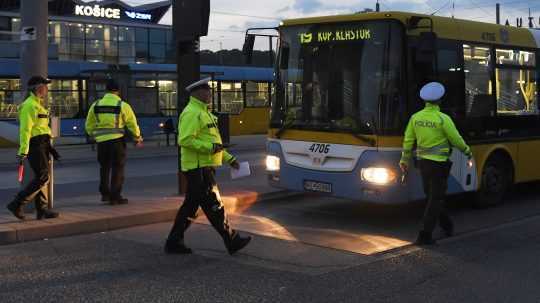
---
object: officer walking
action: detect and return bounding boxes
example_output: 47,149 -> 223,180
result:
399,82 -> 472,245
6,76 -> 60,220
165,77 -> 251,255
85,79 -> 143,205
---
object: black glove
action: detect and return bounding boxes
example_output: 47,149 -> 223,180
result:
50,147 -> 61,161
230,160 -> 240,170
16,154 -> 27,165
212,143 -> 224,154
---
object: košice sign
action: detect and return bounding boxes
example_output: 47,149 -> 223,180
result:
75,5 -> 121,19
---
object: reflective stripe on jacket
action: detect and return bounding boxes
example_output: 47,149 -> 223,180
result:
85,93 -> 141,143
178,96 -> 235,171
400,103 -> 471,164
17,93 -> 52,155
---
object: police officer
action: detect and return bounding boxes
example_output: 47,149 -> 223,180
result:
6,76 -> 60,220
85,79 -> 143,205
165,77 -> 251,255
400,82 -> 472,245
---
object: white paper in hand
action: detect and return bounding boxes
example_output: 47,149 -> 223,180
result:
230,161 -> 251,179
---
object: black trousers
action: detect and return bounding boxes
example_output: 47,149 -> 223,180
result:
417,159 -> 453,235
167,167 -> 234,244
97,138 -> 126,200
16,135 -> 50,210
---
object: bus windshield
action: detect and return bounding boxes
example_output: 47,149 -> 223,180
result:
273,20 -> 404,135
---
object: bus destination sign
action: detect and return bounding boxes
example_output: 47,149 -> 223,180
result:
300,28 -> 372,44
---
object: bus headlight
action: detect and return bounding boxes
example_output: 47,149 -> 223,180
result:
266,155 -> 280,171
361,167 -> 397,185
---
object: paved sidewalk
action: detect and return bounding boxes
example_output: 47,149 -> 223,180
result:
0,189 -> 294,245
0,134 -> 284,245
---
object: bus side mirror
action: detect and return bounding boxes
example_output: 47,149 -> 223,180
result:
243,34 -> 256,64
279,46 -> 289,69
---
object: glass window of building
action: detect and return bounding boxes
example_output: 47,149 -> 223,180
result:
119,27 -> 135,42
119,41 -> 135,62
135,27 -> 148,43
246,81 -> 269,107
0,79 -> 22,119
135,42 -> 149,63
11,18 -> 20,40
166,29 -> 174,45
149,29 -> 166,44
220,82 -> 244,114
0,16 -> 11,41
69,23 -> 85,39
150,43 -> 166,63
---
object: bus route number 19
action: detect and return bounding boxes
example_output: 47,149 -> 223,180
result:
309,143 -> 330,154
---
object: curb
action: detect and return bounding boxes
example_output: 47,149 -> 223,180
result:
0,190 -> 301,246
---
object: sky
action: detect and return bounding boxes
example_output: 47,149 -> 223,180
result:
123,0 -> 540,51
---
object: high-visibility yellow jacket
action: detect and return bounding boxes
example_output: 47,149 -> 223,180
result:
17,93 -> 52,156
85,93 -> 141,143
400,103 -> 471,165
178,96 -> 235,171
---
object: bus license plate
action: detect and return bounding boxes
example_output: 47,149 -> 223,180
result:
303,180 -> 332,193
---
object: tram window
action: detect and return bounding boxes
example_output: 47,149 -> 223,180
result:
246,81 -> 269,107
463,44 -> 494,117
48,80 -> 81,118
221,82 -> 244,114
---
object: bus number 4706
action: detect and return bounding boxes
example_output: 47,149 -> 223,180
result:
309,143 -> 330,154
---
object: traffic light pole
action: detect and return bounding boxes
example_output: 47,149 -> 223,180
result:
175,38 -> 200,194
173,0 -> 209,194
20,0 -> 54,208
20,0 -> 48,90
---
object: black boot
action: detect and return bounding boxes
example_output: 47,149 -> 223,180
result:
36,208 -> 59,220
164,239 -> 192,254
440,216 -> 454,237
6,200 -> 25,220
226,232 -> 252,255
441,224 -> 454,238
110,197 -> 128,205
415,231 -> 436,246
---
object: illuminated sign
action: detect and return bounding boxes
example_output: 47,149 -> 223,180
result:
300,28 -> 372,44
75,5 -> 121,19
125,11 -> 152,21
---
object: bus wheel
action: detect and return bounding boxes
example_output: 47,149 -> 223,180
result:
474,155 -> 512,208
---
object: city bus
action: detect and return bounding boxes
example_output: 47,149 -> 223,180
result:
255,11 -> 540,207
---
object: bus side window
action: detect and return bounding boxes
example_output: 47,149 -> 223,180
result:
436,40 -> 464,119
463,44 -> 494,118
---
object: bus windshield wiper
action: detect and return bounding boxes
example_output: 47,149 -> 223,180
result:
351,132 -> 376,146
275,123 -> 290,138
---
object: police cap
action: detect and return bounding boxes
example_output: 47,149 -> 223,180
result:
186,77 -> 211,93
106,79 -> 120,92
27,76 -> 51,88
420,82 -> 445,102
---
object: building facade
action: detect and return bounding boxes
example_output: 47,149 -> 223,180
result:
0,0 -> 272,139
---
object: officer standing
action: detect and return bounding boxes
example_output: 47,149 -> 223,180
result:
6,76 -> 60,220
85,79 -> 143,205
399,82 -> 472,245
165,77 -> 251,255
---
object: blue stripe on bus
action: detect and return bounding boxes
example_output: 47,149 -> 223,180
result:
267,141 -> 466,204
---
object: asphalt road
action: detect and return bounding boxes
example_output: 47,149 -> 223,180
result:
2,144 -> 540,302
2,200 -> 540,302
